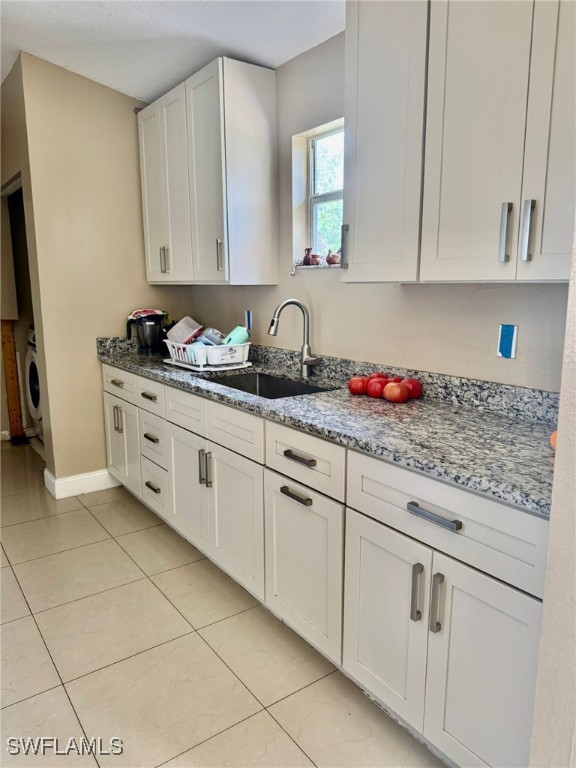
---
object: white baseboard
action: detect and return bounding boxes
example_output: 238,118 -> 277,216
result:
44,468 -> 121,499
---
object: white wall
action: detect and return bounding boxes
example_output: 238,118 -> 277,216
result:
530,228 -> 576,767
189,33 -> 569,392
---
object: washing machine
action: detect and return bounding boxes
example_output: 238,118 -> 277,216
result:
25,329 -> 43,439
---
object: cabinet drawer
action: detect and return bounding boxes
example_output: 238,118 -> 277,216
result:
265,470 -> 344,664
135,376 -> 165,417
266,422 -> 346,501
139,411 -> 167,469
165,387 -> 207,436
347,451 -> 548,598
102,364 -> 137,404
140,456 -> 171,519
206,401 -> 264,463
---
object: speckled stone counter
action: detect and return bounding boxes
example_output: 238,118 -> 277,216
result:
97,339 -> 557,519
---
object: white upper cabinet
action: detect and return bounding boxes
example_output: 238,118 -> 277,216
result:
518,0 -> 575,281
420,0 -> 574,283
138,84 -> 194,283
138,58 -> 278,285
342,0 -> 427,282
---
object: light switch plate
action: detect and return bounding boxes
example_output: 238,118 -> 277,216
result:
497,324 -> 518,359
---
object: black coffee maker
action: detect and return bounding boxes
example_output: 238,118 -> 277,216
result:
127,310 -> 170,354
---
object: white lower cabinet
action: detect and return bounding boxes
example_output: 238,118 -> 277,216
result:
140,456 -> 171,519
424,552 -> 542,768
103,392 -> 141,498
166,421 -> 210,552
207,442 -> 264,600
343,509 -> 432,730
264,470 -> 344,664
343,508 -> 542,768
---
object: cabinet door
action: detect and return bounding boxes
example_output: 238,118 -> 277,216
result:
166,422 -> 210,554
139,84 -> 194,283
207,442 -> 264,599
517,0 -> 575,281
264,470 -> 344,664
343,509 -> 432,731
420,1 -> 533,281
141,457 -> 171,520
342,0 -> 427,282
186,60 -> 228,283
424,552 -> 542,767
103,393 -> 141,498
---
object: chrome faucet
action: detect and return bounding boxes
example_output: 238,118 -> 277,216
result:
268,299 -> 319,378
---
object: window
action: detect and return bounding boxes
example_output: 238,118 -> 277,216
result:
309,129 -> 344,259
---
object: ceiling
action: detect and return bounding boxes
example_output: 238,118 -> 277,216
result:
1,0 -> 345,103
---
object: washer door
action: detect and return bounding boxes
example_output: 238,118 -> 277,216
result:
25,349 -> 42,421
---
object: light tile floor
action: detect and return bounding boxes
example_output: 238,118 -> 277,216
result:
0,442 -> 444,768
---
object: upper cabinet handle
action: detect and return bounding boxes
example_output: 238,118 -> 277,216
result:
164,246 -> 171,272
407,501 -> 462,532
498,202 -> 512,263
160,246 -> 166,273
216,238 -> 223,271
520,199 -> 536,262
340,224 -> 349,270
283,449 -> 317,468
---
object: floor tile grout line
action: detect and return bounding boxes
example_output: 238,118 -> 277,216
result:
265,708 -> 319,767
153,710 -> 268,768
7,562 -> 103,768
193,603 -> 260,632
1,683 -> 62,712
30,575 -> 149,618
4,532 -> 112,567
62,628 -> 197,686
0,507 -> 86,529
266,668 -> 338,708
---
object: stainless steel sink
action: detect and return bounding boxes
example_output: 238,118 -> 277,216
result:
209,372 -> 336,399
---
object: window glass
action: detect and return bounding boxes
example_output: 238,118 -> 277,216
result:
313,132 -> 344,196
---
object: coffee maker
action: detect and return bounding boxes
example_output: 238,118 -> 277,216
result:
127,309 -> 170,354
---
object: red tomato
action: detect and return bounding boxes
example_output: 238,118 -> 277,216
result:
366,379 -> 387,398
387,376 -> 403,383
348,376 -> 369,395
401,378 -> 423,399
383,382 -> 410,403
367,372 -> 389,382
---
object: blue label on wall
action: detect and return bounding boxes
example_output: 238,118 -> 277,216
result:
498,325 -> 518,359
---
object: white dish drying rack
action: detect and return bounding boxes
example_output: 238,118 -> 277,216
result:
164,340 -> 252,372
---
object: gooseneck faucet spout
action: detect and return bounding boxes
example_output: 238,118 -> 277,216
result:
268,299 -> 319,378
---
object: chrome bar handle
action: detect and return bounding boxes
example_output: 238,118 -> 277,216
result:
141,392 -> 158,402
407,501 -> 462,532
164,246 -> 171,272
498,202 -> 512,263
160,246 -> 166,273
205,452 -> 213,488
429,572 -> 445,633
340,224 -> 349,269
410,563 -> 424,622
198,449 -> 207,485
216,238 -> 223,271
143,433 -> 159,444
112,405 -> 118,432
116,407 -> 123,434
520,199 -> 536,262
145,480 -> 161,494
283,449 -> 317,468
280,485 -> 313,507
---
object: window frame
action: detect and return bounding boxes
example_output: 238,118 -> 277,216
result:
308,127 -> 344,255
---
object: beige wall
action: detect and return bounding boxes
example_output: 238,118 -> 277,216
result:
530,231 -> 576,767
190,33 -> 568,392
2,54 -> 195,477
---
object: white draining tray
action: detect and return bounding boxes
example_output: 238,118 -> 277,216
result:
163,359 -> 253,373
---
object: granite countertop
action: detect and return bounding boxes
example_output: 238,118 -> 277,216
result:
97,342 -> 556,519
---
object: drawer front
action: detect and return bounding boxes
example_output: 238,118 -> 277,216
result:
165,387 -> 207,436
102,364 -> 137,404
265,469 -> 344,664
347,451 -> 548,598
266,422 -> 346,501
206,401 -> 264,464
139,411 -> 167,469
135,376 -> 165,417
140,456 -> 171,519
